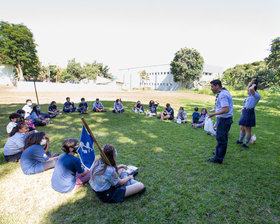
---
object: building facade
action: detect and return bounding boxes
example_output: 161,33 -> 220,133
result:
118,64 -> 224,90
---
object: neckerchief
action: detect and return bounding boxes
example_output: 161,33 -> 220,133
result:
215,87 -> 226,107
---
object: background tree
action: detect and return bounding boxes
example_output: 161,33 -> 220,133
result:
265,37 -> 280,69
0,21 -> 40,80
222,61 -> 279,89
170,48 -> 204,86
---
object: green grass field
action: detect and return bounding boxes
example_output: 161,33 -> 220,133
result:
0,91 -> 279,224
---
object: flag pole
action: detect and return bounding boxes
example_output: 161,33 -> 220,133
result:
81,117 -> 111,166
33,80 -> 40,105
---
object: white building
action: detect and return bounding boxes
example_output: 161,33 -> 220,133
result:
118,64 -> 224,90
0,65 -> 16,86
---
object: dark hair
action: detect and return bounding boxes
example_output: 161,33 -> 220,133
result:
61,138 -> 78,153
201,108 -> 208,114
24,132 -> 45,149
251,78 -> 258,91
96,98 -> 99,101
31,105 -> 40,116
26,99 -> 32,103
66,97 -> 70,100
179,106 -> 184,111
194,107 -> 198,112
17,109 -> 25,115
81,98 -> 85,101
166,103 -> 170,108
210,79 -> 222,87
149,100 -> 154,106
9,122 -> 27,137
116,99 -> 119,103
91,144 -> 118,179
9,113 -> 21,121
50,101 -> 56,106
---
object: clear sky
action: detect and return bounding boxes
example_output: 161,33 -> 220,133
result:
1,0 -> 279,75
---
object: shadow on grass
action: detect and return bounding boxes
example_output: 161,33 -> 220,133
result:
1,99 -> 280,223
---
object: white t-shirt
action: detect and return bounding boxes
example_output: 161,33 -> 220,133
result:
22,105 -> 32,119
6,121 -> 17,134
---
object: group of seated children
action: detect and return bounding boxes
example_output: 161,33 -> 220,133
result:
4,128 -> 145,202
62,97 -> 120,114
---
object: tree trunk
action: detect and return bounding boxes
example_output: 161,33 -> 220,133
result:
15,63 -> 24,81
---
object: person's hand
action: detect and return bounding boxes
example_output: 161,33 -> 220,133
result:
208,113 -> 215,118
45,136 -> 50,142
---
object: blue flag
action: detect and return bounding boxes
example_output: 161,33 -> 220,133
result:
78,125 -> 95,170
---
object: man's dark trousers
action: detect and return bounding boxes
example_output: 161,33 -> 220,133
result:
214,117 -> 233,161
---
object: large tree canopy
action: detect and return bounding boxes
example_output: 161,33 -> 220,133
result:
265,37 -> 280,69
0,21 -> 40,80
59,59 -> 112,82
170,48 -> 204,86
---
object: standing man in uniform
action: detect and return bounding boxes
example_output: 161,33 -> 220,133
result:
208,80 -> 233,164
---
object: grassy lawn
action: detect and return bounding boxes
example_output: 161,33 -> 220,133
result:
0,91 -> 279,224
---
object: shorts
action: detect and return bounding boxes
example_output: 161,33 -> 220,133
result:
4,151 -> 22,162
94,184 -> 126,203
239,108 -> 256,127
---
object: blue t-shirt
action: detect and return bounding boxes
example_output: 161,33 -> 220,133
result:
51,153 -> 85,193
244,91 -> 261,109
93,102 -> 103,109
192,112 -> 200,123
136,103 -> 144,111
30,111 -> 41,123
64,102 -> 74,109
215,88 -> 233,118
148,104 -> 158,113
79,102 -> 88,109
165,107 -> 174,117
20,145 -> 50,175
89,160 -> 119,192
48,105 -> 57,112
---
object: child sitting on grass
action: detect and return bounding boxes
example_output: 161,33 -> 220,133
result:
191,107 -> 200,128
17,109 -> 36,131
92,98 -> 106,112
6,113 -> 21,134
48,101 -> 62,117
51,138 -> 90,193
113,99 -> 125,113
4,122 -> 29,162
63,97 -> 76,113
159,103 -> 174,120
20,132 -> 59,175
145,100 -> 158,117
133,101 -> 144,113
30,105 -> 51,126
197,108 -> 208,128
174,107 -> 187,123
78,98 -> 88,114
89,144 -> 145,203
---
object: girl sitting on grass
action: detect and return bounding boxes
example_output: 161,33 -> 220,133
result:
4,122 -> 29,162
20,132 -> 59,175
51,138 -> 90,193
174,107 -> 187,123
30,105 -> 50,126
145,100 -> 158,117
197,108 -> 208,128
89,144 -> 145,203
